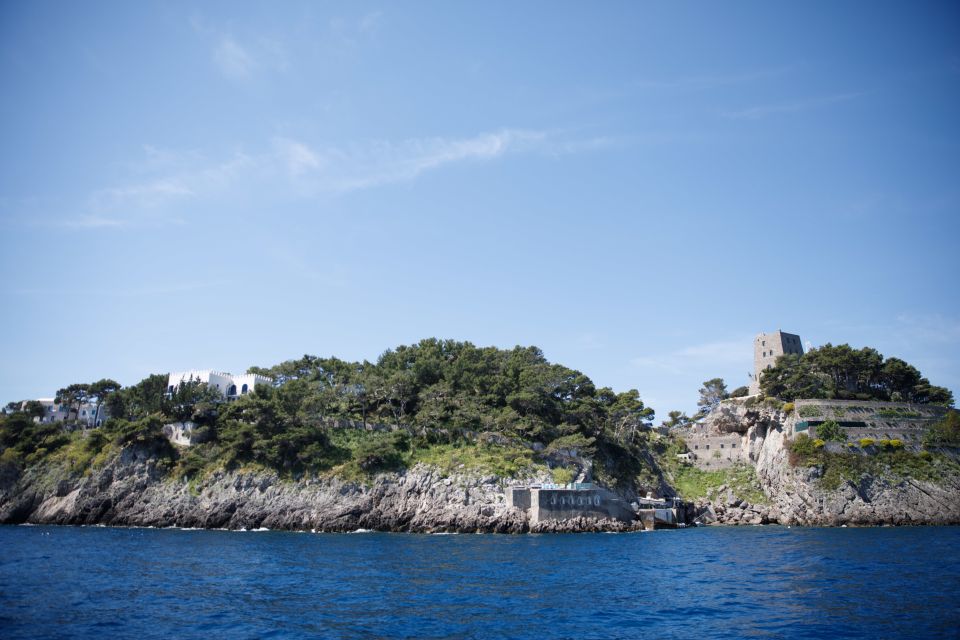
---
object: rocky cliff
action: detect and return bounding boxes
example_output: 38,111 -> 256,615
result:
695,402 -> 960,526
3,404 -> 957,531
0,444 -> 640,533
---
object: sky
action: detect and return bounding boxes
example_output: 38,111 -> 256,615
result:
1,1 -> 959,416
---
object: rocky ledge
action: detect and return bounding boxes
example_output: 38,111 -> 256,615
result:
0,444 -> 641,533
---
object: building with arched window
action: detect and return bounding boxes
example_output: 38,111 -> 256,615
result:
166,370 -> 272,400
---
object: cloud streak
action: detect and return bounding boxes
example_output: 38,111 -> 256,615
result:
633,66 -> 796,92
46,128 -> 554,229
724,92 -> 861,119
632,337 -> 753,376
278,129 -> 546,193
213,36 -> 256,79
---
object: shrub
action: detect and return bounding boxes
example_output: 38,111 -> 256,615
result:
816,420 -> 847,442
782,402 -> 795,414
729,386 -> 749,398
888,439 -> 904,449
788,434 -> 817,464
551,467 -> 575,485
923,411 -> 960,448
798,406 -> 821,418
859,438 -> 875,448
813,439 -> 825,449
354,434 -> 407,472
878,439 -> 890,448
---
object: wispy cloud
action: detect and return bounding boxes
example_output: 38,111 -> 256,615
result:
191,17 -> 288,81
893,314 -> 960,345
633,66 -> 795,92
358,10 -> 384,35
273,139 -> 325,176
632,336 -> 753,376
285,129 -> 545,192
7,281 -> 226,297
43,128 -> 557,229
213,36 -> 256,79
91,179 -> 194,210
724,92 -> 861,120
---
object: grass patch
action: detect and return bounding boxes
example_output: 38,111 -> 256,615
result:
410,441 -> 543,478
670,463 -> 769,505
798,406 -> 822,418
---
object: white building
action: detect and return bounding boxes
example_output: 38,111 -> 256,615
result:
25,398 -> 105,427
166,370 -> 272,400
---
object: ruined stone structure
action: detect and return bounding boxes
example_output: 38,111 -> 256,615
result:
681,426 -> 750,469
789,399 -> 948,450
749,330 -> 804,395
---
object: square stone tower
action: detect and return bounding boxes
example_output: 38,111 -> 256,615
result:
749,330 -> 803,395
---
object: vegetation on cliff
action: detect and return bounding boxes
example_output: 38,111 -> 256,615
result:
759,343 -> 953,405
787,418 -> 960,491
1,340 -> 670,494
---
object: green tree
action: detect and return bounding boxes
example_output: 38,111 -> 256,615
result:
697,378 -> 728,412
662,410 -> 690,429
923,410 -> 960,447
55,383 -> 91,423
760,354 -> 828,402
606,389 -> 655,444
167,380 -> 223,423
815,419 -> 846,442
21,400 -> 46,421
89,378 -> 121,426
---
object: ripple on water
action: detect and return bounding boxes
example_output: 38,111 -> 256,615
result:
1,525 -> 959,639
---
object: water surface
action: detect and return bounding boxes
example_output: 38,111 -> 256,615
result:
1,525 -> 958,638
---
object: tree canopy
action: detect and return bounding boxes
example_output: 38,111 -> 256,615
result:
760,344 -> 953,405
697,378 -> 728,412
1,340 -> 659,484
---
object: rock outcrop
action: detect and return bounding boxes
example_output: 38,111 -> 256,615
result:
699,400 -> 960,526
0,446 -> 637,533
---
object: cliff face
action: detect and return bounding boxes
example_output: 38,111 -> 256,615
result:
3,406 -> 957,531
709,403 -> 960,526
0,446 -> 640,533
0,447 -> 520,532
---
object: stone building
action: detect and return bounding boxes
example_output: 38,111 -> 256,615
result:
506,483 -> 635,525
749,330 -> 804,395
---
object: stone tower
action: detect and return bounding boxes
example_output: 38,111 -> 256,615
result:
749,330 -> 803,395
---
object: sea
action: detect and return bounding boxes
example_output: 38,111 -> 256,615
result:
1,524 -> 958,639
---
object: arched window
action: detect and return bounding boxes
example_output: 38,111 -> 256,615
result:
227,384 -> 237,396
241,383 -> 249,394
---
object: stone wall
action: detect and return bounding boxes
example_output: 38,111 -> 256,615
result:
750,330 -> 803,394
789,399 -> 947,450
508,486 -> 634,524
684,433 -> 749,469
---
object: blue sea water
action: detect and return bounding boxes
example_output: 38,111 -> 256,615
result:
1,525 -> 959,639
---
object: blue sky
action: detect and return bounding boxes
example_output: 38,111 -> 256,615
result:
2,2 -> 959,416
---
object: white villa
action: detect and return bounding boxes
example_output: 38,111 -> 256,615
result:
166,370 -> 273,400
24,398 -> 104,427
